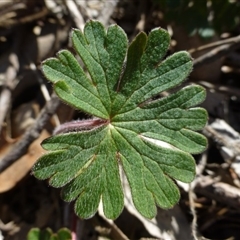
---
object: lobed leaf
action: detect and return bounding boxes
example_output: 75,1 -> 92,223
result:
33,20 -> 208,219
27,227 -> 71,240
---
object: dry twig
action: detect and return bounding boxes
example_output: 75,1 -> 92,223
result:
193,35 -> 240,67
0,53 -> 19,134
189,35 -> 240,54
64,0 -> 85,30
0,94 -> 60,173
195,176 -> 240,210
97,0 -> 119,26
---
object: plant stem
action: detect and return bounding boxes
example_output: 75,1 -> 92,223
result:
53,118 -> 108,135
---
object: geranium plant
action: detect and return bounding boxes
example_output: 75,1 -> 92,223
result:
32,20 -> 207,219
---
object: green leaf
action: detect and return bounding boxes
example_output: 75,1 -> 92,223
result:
33,20 -> 207,219
27,228 -> 71,240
